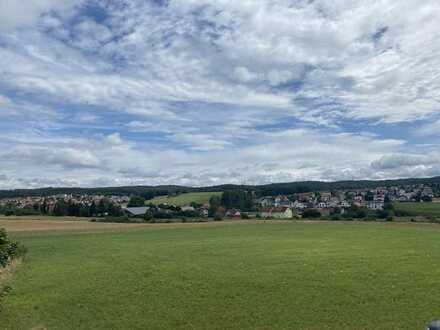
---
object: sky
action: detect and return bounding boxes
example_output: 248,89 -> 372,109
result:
1,0 -> 440,189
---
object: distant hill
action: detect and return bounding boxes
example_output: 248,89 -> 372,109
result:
1,176 -> 440,199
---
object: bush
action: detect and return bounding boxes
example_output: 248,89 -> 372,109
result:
330,214 -> 342,221
214,214 -> 223,221
302,209 -> 321,219
394,209 -> 413,217
0,229 -> 26,268
376,209 -> 391,219
144,212 -> 153,222
427,216 -> 440,224
241,213 -> 250,219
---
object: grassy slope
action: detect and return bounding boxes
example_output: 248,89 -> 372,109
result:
394,202 -> 440,217
2,222 -> 440,329
147,191 -> 222,206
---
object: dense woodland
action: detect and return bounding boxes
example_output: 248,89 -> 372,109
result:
2,176 -> 440,199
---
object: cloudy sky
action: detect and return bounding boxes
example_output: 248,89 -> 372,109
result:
1,0 -> 440,188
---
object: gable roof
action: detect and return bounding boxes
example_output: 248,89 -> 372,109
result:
124,207 -> 150,216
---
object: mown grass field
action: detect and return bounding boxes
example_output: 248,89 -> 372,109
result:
394,202 -> 440,217
1,220 -> 440,329
147,191 -> 222,206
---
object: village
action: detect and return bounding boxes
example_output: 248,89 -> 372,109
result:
0,184 -> 436,220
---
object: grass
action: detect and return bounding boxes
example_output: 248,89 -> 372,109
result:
394,202 -> 440,217
1,221 -> 440,329
147,191 -> 222,206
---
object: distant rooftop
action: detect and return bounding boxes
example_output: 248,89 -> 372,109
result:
123,207 -> 150,216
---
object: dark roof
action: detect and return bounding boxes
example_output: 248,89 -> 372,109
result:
124,207 -> 150,216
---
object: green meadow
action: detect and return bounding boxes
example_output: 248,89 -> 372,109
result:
394,202 -> 440,217
146,191 -> 222,206
1,221 -> 440,329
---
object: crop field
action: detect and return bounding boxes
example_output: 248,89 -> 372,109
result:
147,191 -> 222,206
394,202 -> 440,217
1,220 -> 440,329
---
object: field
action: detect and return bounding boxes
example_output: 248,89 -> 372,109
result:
394,202 -> 440,217
1,219 -> 440,329
146,191 -> 222,206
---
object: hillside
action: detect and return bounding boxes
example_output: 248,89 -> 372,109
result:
1,176 -> 440,199
147,192 -> 222,206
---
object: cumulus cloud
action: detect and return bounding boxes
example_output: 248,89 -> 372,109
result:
105,133 -> 124,146
1,0 -> 439,188
371,153 -> 440,170
0,0 -> 81,31
5,146 -> 101,169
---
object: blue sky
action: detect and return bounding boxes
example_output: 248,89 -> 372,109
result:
1,0 -> 440,188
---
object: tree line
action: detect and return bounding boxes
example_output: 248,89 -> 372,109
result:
3,177 -> 440,199
0,199 -> 123,218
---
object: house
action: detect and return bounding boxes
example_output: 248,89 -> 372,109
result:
226,209 -> 241,219
340,200 -> 351,208
181,205 -> 195,212
123,207 -> 150,217
293,200 -> 307,209
258,197 -> 274,207
296,192 -> 314,202
317,202 -> 328,209
260,207 -> 294,219
274,195 -> 292,207
320,192 -> 332,202
366,202 -> 384,210
422,187 -> 434,198
199,206 -> 209,217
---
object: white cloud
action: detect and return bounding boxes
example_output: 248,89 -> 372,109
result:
0,0 -> 81,31
5,146 -> 101,169
371,153 -> 440,170
1,0 -> 440,187
105,133 -> 124,146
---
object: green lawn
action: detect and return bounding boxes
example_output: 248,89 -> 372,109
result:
394,202 -> 440,217
147,191 -> 222,206
2,222 -> 440,329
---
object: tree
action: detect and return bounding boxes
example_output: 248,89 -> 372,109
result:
128,195 -> 146,207
220,190 -> 253,211
41,199 -> 48,215
67,201 -> 80,217
89,201 -> 97,217
302,209 -> 321,219
108,203 -> 122,217
97,199 -> 107,215
79,205 -> 90,217
53,200 -> 68,216
209,195 -> 221,216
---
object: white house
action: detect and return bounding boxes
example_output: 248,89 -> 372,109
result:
181,205 -> 195,212
366,202 -> 384,210
340,201 -> 351,208
293,201 -> 307,209
260,207 -> 294,219
317,202 -> 328,209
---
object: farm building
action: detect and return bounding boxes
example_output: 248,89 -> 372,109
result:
123,207 -> 150,217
